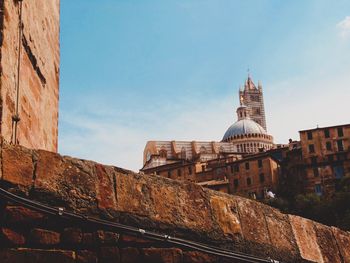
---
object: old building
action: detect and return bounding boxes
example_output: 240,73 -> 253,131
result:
239,74 -> 267,130
141,147 -> 282,198
298,124 -> 350,196
142,140 -> 240,170
141,75 -> 277,196
221,104 -> 274,152
0,0 -> 60,152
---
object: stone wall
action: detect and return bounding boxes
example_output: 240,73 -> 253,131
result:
0,140 -> 350,262
0,0 -> 59,152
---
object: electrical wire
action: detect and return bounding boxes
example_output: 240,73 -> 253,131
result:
0,187 -> 282,263
12,0 -> 24,144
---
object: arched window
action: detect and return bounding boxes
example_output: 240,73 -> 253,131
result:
259,173 -> 265,183
159,147 -> 167,158
180,147 -> 186,159
247,178 -> 252,186
200,146 -> 207,154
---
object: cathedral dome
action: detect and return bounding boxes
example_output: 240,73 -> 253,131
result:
222,119 -> 267,141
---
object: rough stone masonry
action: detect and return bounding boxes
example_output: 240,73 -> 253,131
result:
0,0 -> 59,152
0,140 -> 349,263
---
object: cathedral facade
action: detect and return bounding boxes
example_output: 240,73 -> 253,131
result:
142,74 -> 274,169
141,74 -> 280,198
239,75 -> 267,130
221,76 -> 274,153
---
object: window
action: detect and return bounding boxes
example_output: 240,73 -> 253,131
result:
311,157 -> 317,164
326,141 -> 332,151
247,178 -> 252,186
259,173 -> 265,183
200,146 -> 207,154
333,165 -> 344,179
307,131 -> 313,140
167,171 -> 171,178
258,159 -> 263,168
234,179 -> 239,188
337,127 -> 344,137
309,144 -> 315,153
177,169 -> 182,177
235,165 -> 239,172
159,148 -> 167,158
337,154 -> 346,161
324,129 -> 330,138
201,165 -> 205,171
315,184 -> 322,196
216,168 -> 223,175
245,162 -> 250,170
188,166 -> 192,175
180,147 -> 186,159
313,168 -> 319,177
156,171 -> 160,175
337,140 -> 344,151
250,95 -> 260,102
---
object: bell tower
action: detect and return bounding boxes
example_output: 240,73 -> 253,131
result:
238,74 -> 267,131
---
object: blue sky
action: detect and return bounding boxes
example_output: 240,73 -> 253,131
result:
59,0 -> 350,170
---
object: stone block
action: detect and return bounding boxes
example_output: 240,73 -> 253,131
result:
142,248 -> 182,263
34,150 -> 64,191
2,142 -> 34,188
99,247 -> 120,263
95,164 -> 116,210
263,207 -> 298,256
331,227 -> 350,263
183,251 -> 218,263
94,230 -> 119,245
289,215 -> 323,262
35,152 -> 98,212
0,228 -> 25,245
82,233 -> 94,246
236,197 -> 270,245
116,173 -> 214,233
114,172 -> 154,217
29,228 -> 60,246
61,228 -> 83,245
2,205 -> 45,224
120,247 -> 141,263
209,195 -> 242,238
314,223 -> 342,263
0,248 -> 75,263
76,250 -> 98,263
119,234 -> 153,245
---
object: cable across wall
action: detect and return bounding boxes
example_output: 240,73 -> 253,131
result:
0,186 -> 282,263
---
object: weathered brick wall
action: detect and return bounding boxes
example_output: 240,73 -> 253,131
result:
0,0 -> 59,152
0,205 -> 219,263
0,140 -> 349,262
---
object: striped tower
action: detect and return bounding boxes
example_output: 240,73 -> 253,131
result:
238,74 -> 267,131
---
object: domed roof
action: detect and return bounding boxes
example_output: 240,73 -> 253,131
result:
222,119 -> 267,141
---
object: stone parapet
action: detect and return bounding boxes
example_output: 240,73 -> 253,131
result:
0,140 -> 349,262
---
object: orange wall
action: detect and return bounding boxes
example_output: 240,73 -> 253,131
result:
0,0 -> 60,152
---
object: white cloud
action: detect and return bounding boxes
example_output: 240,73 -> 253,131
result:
59,96 -> 234,172
337,16 -> 350,38
59,74 -> 350,172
